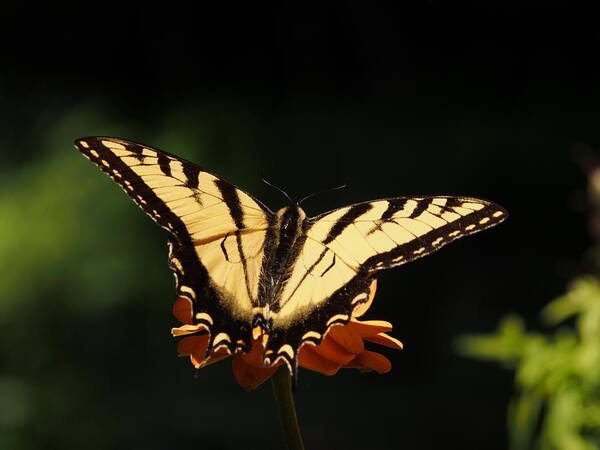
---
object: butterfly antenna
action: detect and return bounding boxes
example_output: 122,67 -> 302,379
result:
297,181 -> 349,206
261,174 -> 295,205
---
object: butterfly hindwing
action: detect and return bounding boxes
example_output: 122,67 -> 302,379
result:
74,137 -> 277,355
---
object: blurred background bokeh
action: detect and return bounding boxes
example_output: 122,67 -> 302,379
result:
2,5 -> 599,449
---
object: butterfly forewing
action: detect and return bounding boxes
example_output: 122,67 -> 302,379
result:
307,196 -> 507,271
74,137 -> 272,239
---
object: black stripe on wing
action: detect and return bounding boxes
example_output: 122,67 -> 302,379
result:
322,202 -> 372,245
215,179 -> 247,229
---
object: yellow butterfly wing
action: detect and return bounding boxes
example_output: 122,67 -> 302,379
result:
75,136 -> 276,354
265,196 -> 507,367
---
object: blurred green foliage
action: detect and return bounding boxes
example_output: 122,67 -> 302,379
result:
457,277 -> 600,450
0,111 -> 162,449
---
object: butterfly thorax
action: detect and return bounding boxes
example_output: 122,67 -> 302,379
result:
263,206 -> 307,304
271,206 -> 306,278
276,206 -> 306,242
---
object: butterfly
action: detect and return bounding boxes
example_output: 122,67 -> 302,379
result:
75,136 -> 507,378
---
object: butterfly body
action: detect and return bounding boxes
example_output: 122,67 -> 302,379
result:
75,136 -> 507,376
267,206 -> 307,303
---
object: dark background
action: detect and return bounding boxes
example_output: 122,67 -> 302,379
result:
1,5 -> 598,449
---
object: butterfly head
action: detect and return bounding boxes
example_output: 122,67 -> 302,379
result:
276,206 -> 307,234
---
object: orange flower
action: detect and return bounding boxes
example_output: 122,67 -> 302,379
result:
171,279 -> 403,390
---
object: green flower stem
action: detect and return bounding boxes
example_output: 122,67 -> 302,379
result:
271,366 -> 305,450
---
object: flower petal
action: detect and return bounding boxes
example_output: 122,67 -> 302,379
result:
352,278 -> 378,318
353,350 -> 392,374
172,297 -> 193,324
203,348 -> 232,368
348,319 -> 393,337
232,354 -> 278,391
342,358 -> 364,369
365,332 -> 404,350
177,335 -> 207,355
328,324 -> 364,354
171,324 -> 206,336
298,344 -> 342,375
239,340 -> 268,368
177,335 -> 210,368
313,335 -> 356,365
